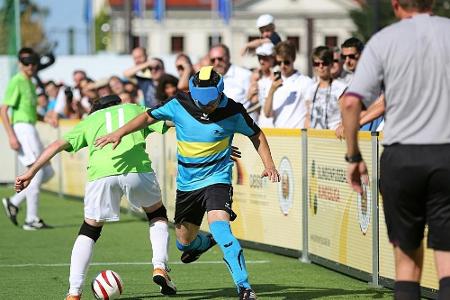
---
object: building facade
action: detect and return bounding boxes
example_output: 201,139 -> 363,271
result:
108,0 -> 360,75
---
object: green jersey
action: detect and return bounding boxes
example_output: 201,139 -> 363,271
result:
63,103 -> 167,181
2,73 -> 37,124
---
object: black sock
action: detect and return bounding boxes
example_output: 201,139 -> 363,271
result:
438,277 -> 450,300
394,281 -> 420,300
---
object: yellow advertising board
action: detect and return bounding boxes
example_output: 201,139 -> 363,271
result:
231,129 -> 303,251
59,120 -> 88,198
307,129 -> 373,273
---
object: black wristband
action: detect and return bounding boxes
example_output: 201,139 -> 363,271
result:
345,153 -> 363,163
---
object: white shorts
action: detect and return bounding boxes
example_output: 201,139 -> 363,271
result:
84,172 -> 162,222
13,123 -> 44,167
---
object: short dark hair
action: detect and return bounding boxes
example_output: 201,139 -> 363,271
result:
152,57 -> 165,70
210,44 -> 230,58
18,47 -> 35,58
156,74 -> 179,102
312,46 -> 333,65
398,0 -> 434,11
275,40 -> 296,61
341,37 -> 364,53
90,95 -> 121,113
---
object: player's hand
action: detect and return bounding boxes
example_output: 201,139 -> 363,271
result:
9,135 -> 21,151
335,124 -> 345,140
261,166 -> 280,182
230,145 -> 241,162
346,161 -> 369,194
95,132 -> 122,149
270,78 -> 283,91
15,172 -> 33,192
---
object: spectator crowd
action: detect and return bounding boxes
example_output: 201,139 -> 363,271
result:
13,14 -> 385,135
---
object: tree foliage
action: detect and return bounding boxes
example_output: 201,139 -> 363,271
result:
95,8 -> 111,52
350,0 -> 450,43
0,0 -> 50,54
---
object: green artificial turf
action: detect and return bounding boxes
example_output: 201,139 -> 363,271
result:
0,185 -> 393,299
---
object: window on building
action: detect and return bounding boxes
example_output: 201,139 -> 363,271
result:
171,36 -> 184,53
286,36 -> 300,52
325,36 -> 338,48
208,35 -> 222,49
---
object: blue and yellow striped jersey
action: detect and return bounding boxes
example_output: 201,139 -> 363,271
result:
149,92 -> 260,191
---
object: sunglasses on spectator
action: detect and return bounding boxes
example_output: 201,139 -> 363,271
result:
275,60 -> 291,66
210,57 -> 224,63
313,61 -> 330,67
149,65 -> 161,71
341,54 -> 358,60
333,59 -> 339,63
176,65 -> 184,71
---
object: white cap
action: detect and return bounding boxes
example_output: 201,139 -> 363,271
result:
255,43 -> 274,56
256,14 -> 274,28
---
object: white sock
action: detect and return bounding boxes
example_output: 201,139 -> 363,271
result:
68,235 -> 95,295
10,189 -> 26,207
149,221 -> 169,270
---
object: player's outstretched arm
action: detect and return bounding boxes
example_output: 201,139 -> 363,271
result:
15,139 -> 70,192
249,131 -> 280,182
341,94 -> 369,194
95,112 -> 156,149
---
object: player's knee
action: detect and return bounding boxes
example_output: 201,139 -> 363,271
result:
145,205 -> 168,224
78,221 -> 103,242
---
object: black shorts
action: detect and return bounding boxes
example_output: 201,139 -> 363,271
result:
380,144 -> 450,251
174,183 -> 236,226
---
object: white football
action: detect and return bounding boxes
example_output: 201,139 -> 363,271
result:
91,270 -> 124,300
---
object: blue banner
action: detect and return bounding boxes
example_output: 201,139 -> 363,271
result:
133,0 -> 144,18
84,0 -> 92,24
154,0 -> 165,23
217,0 -> 232,24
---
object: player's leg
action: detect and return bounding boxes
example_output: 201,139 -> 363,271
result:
205,184 -> 256,299
67,176 -> 120,297
12,123 -> 54,229
4,163 -> 54,228
380,145 -> 426,300
426,146 -> 450,300
124,172 -> 176,295
173,187 -> 215,263
67,218 -> 103,297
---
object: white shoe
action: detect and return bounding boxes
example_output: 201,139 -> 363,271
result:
152,267 -> 177,295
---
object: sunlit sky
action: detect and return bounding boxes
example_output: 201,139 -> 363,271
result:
35,0 -> 89,55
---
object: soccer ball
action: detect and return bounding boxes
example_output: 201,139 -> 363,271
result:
91,270 -> 124,299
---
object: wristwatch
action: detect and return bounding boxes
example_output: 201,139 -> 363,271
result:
345,153 -> 363,163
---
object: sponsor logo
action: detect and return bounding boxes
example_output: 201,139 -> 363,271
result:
357,179 -> 371,235
278,157 -> 294,216
309,160 -> 318,215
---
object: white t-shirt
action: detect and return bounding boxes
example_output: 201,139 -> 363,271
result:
223,64 -> 252,108
271,71 -> 313,128
306,80 -> 347,130
257,75 -> 274,128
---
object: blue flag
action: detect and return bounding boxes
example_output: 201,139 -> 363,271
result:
217,0 -> 232,24
154,0 -> 165,23
133,0 -> 144,18
84,0 -> 92,25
